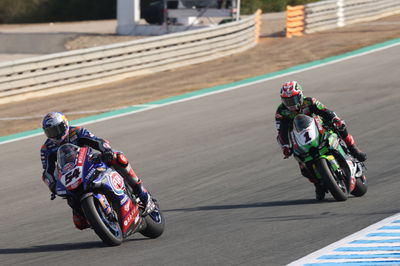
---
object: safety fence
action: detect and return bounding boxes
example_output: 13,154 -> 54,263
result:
286,0 -> 400,37
0,10 -> 262,105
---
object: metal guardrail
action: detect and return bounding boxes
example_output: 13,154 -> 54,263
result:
0,10 -> 262,105
286,0 -> 400,36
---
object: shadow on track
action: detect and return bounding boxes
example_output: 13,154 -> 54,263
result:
0,237 -> 152,255
0,241 -> 105,254
0,241 -> 107,254
164,198 -> 327,213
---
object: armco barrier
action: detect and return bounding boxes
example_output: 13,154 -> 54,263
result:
0,10 -> 262,105
285,0 -> 400,37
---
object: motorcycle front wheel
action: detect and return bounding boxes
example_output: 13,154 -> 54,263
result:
316,159 -> 348,201
81,195 -> 123,246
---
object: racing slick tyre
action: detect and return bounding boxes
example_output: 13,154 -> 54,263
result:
81,195 -> 123,246
351,176 -> 368,197
316,159 -> 348,201
140,203 -> 165,239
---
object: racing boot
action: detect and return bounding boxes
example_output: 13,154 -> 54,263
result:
300,163 -> 316,180
132,181 -> 156,214
300,164 -> 325,200
343,135 -> 367,162
67,197 -> 90,230
113,153 -> 155,213
72,209 -> 90,230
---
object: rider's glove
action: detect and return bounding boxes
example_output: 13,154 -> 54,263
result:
42,173 -> 56,194
332,116 -> 345,130
102,148 -> 115,163
282,145 -> 292,159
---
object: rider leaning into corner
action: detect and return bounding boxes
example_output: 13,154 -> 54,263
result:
40,111 -> 154,230
275,81 -> 367,199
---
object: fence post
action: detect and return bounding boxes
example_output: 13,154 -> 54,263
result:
255,9 -> 262,44
337,0 -> 345,27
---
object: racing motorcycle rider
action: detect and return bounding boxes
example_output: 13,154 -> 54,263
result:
275,81 -> 367,200
40,111 -> 154,230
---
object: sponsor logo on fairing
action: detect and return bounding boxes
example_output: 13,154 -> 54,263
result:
86,168 -> 96,179
77,148 -> 87,166
120,199 -> 139,231
124,201 -> 131,212
62,162 -> 74,172
108,172 -> 125,195
134,214 -> 140,224
124,212 -> 133,226
120,195 -> 129,205
123,208 -> 139,227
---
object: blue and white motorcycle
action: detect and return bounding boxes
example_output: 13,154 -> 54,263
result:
54,143 -> 164,246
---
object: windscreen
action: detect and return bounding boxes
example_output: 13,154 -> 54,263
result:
57,144 -> 79,173
293,114 -> 313,132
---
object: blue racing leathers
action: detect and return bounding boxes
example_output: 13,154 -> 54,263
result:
40,126 -> 111,192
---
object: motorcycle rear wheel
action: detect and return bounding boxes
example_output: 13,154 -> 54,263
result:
351,176 -> 368,197
316,159 -> 348,201
81,195 -> 123,246
140,202 -> 165,239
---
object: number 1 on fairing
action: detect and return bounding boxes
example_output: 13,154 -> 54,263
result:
304,131 -> 312,143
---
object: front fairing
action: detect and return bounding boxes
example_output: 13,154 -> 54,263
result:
291,115 -> 348,164
292,125 -> 320,154
291,116 -> 322,161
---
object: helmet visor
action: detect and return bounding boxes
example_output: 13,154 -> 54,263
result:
282,95 -> 301,109
44,123 -> 67,139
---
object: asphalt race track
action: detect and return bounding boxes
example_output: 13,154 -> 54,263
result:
0,44 -> 399,266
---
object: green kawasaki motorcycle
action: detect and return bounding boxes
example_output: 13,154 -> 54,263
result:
290,114 -> 367,201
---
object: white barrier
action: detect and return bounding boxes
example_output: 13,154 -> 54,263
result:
304,0 -> 400,33
0,10 -> 261,104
